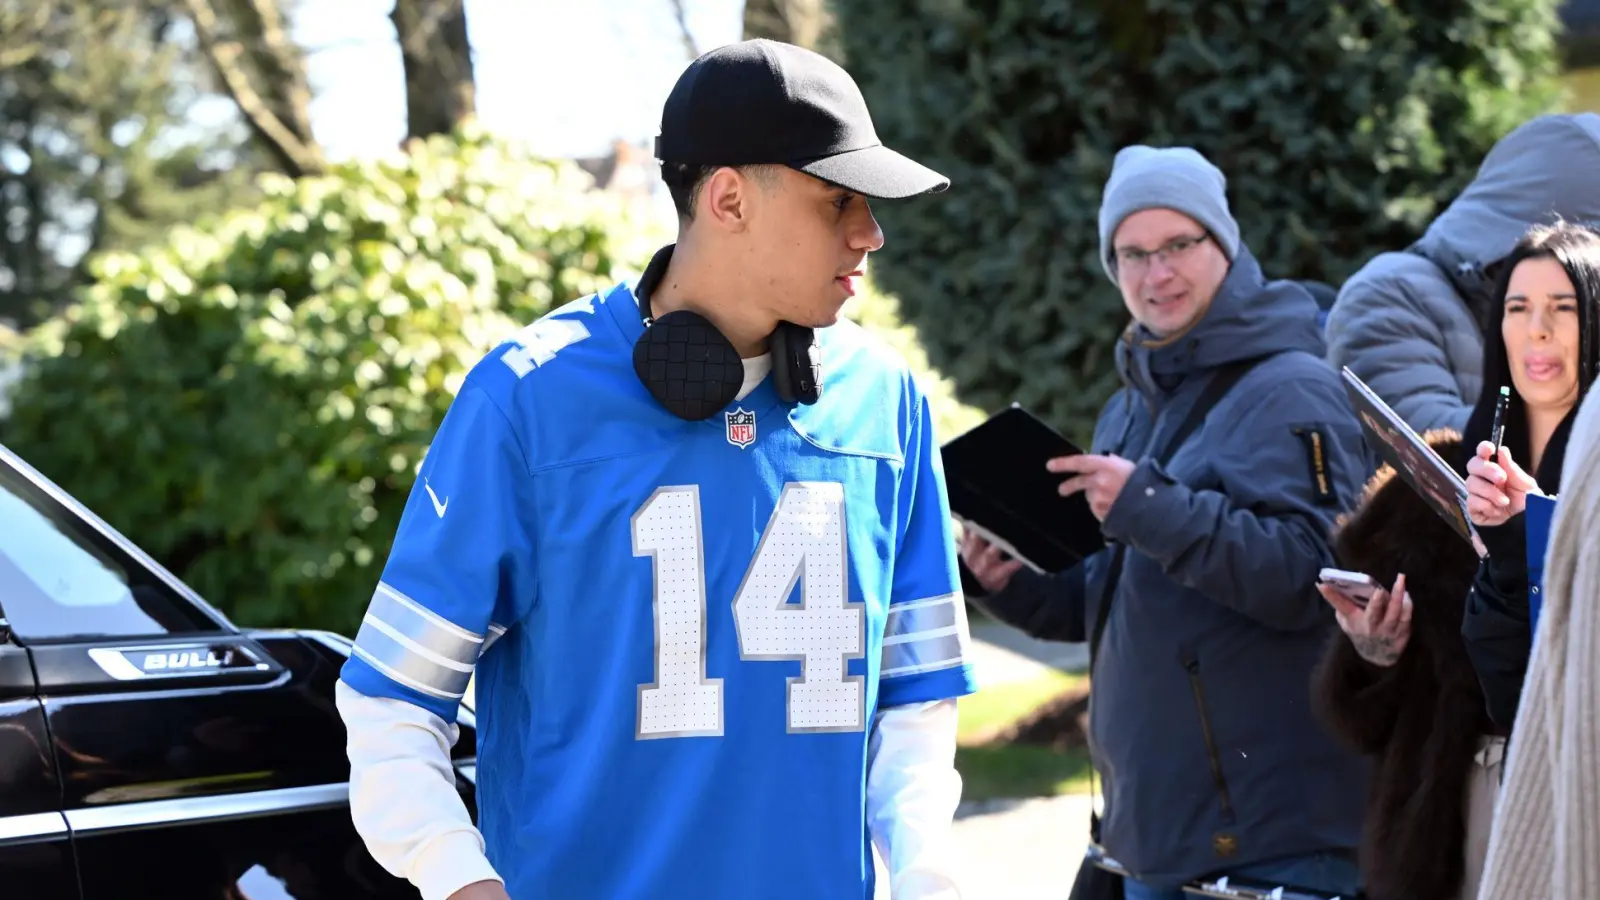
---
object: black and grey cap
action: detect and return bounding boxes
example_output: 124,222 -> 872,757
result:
654,39 -> 949,200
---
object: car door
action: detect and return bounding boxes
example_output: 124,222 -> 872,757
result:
0,617 -> 79,900
0,444 -> 477,899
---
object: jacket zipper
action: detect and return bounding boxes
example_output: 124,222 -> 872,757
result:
1183,657 -> 1236,822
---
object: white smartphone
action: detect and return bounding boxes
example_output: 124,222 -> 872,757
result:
1318,567 -> 1382,607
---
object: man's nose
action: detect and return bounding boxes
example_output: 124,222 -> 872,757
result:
849,203 -> 885,253
1145,257 -> 1178,284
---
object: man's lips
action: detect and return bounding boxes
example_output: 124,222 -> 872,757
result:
835,271 -> 863,296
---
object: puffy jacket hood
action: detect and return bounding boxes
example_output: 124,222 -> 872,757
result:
1416,113 -> 1600,309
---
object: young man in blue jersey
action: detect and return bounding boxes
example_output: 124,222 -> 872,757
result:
335,39 -> 978,900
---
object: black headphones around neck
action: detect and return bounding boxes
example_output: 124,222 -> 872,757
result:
630,245 -> 823,421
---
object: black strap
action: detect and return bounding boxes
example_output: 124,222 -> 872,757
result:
1085,354 -> 1268,845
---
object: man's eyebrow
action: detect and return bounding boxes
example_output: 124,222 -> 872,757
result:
1118,234 -> 1196,251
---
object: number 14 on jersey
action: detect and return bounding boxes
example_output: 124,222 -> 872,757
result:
631,482 -> 866,739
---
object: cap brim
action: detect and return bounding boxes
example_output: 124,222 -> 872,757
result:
796,145 -> 950,200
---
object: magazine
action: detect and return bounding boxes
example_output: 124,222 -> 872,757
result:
1341,367 -> 1479,547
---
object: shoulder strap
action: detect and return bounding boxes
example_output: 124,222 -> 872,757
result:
1087,354 -> 1267,666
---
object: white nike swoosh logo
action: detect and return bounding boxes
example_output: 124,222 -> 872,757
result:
424,482 -> 448,517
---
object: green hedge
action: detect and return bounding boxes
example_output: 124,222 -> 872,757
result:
832,0 -> 1564,442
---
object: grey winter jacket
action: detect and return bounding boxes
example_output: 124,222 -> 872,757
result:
976,247 -> 1369,889
1326,113 -> 1600,435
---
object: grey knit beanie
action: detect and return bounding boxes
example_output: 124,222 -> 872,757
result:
1097,145 -> 1240,283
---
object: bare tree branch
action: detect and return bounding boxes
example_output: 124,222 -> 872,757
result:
180,0 -> 324,176
742,0 -> 833,54
666,0 -> 701,60
242,0 -> 318,148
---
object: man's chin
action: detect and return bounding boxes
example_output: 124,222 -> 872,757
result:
794,306 -> 843,330
1143,305 -> 1201,336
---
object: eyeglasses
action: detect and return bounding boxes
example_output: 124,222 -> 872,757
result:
1115,233 -> 1211,276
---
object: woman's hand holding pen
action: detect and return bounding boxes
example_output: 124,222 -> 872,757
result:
1465,440 -> 1540,527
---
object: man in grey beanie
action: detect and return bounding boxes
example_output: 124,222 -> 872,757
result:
961,145 -> 1369,899
1097,146 -> 1241,286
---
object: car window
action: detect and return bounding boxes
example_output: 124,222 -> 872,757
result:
0,462 -> 219,642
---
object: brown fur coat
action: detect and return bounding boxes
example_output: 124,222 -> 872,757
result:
1311,433 -> 1494,900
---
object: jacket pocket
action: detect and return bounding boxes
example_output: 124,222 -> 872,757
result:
1182,655 -> 1240,857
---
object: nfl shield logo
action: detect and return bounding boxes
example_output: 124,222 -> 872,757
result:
725,407 -> 757,449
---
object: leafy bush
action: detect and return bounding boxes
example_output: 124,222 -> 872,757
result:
832,0 -> 1564,441
3,126 -> 660,635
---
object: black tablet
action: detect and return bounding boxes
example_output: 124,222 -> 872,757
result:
940,405 -> 1106,573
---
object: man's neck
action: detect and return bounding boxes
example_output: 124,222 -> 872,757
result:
649,241 -> 776,359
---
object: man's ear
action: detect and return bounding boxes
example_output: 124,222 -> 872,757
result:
699,167 -> 755,234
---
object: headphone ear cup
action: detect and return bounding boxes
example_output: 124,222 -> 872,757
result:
770,322 -> 822,405
632,310 -> 744,420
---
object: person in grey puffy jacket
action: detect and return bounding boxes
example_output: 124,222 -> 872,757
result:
962,146 -> 1369,899
1326,113 -> 1600,435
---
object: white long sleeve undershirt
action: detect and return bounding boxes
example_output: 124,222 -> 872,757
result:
337,681 -> 500,900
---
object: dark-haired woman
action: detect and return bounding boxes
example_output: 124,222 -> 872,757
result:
1313,221 -> 1600,900
1460,221 -> 1600,733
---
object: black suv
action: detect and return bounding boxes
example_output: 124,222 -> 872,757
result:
0,442 -> 480,899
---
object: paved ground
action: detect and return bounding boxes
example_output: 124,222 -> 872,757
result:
874,794 -> 1092,899
950,794 -> 1092,899
872,620 -> 1093,898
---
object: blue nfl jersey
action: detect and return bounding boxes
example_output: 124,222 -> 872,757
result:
340,280 -> 978,899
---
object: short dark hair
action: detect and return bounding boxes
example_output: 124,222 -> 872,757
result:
661,162 -> 780,221
661,162 -> 712,220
